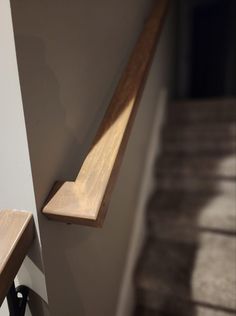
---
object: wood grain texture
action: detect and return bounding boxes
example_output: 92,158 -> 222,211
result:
0,210 -> 34,305
42,0 -> 169,226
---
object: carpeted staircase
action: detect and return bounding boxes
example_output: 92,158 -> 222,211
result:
134,99 -> 236,316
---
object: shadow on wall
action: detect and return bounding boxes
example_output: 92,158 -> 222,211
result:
15,35 -> 82,202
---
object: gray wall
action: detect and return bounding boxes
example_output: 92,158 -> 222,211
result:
0,1 -> 47,315
10,0 -> 176,315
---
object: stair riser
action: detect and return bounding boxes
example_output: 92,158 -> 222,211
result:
156,170 -> 236,179
136,289 -> 195,314
167,113 -> 236,123
163,129 -> 236,141
155,157 -> 236,178
147,222 -> 236,243
169,99 -> 236,111
155,178 -> 235,193
162,143 -> 236,155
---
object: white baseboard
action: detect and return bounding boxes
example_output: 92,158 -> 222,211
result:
115,89 -> 168,316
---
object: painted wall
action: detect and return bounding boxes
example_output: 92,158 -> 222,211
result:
0,0 -> 47,315
9,0 -> 176,315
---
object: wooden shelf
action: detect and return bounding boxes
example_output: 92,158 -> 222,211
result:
42,0 -> 169,227
0,210 -> 34,305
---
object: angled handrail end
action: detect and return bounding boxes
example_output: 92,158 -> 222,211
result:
43,181 -> 105,227
0,210 -> 34,306
42,0 -> 170,227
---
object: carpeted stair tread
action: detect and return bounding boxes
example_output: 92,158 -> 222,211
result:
163,123 -> 236,141
192,233 -> 236,310
168,99 -> 236,122
135,238 -> 196,302
135,300 -> 196,316
155,175 -> 236,194
146,190 -> 236,237
135,235 -> 236,311
135,304 -> 235,316
155,155 -> 236,178
161,139 -> 236,155
192,306 -> 236,316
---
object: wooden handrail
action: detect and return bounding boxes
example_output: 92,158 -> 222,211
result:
0,210 -> 34,305
42,0 -> 169,227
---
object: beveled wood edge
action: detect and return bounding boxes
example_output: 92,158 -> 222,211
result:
42,0 -> 170,227
0,210 -> 34,305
